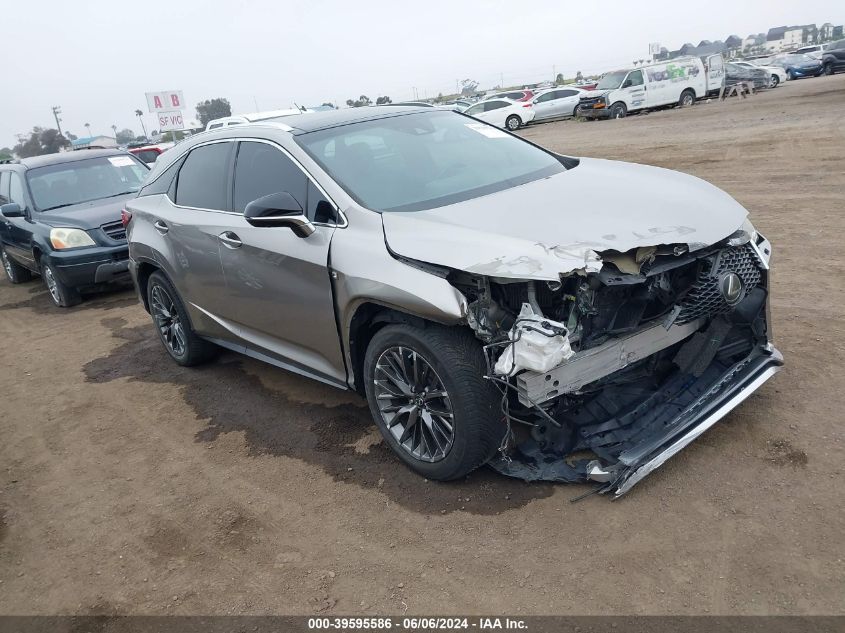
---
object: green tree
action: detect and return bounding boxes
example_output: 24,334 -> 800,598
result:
320,102 -> 336,109
345,95 -> 371,108
0,147 -> 13,161
375,96 -> 392,105
195,98 -> 232,126
12,127 -> 69,158
160,131 -> 186,142
115,128 -> 136,144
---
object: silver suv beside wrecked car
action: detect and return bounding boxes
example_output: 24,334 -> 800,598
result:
124,106 -> 782,496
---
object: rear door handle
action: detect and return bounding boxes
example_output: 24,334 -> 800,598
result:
153,220 -> 169,234
218,231 -> 242,249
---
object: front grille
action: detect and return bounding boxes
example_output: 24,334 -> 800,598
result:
101,220 -> 126,242
676,244 -> 762,324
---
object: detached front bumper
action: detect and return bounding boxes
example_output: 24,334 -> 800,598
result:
47,245 -> 130,288
578,105 -> 612,119
605,344 -> 783,496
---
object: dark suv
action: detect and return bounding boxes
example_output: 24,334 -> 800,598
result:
0,149 -> 149,306
822,39 -> 845,75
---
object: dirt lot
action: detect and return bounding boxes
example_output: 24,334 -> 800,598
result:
1,76 -> 843,616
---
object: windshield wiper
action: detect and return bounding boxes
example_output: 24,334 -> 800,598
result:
40,203 -> 75,211
101,190 -> 138,199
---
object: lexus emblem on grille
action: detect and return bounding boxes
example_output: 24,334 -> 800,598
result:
719,272 -> 744,306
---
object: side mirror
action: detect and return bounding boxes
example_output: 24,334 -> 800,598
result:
622,79 -> 632,88
0,203 -> 24,218
244,192 -> 315,237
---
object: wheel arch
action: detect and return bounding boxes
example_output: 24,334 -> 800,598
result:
347,301 -> 464,396
134,258 -> 161,313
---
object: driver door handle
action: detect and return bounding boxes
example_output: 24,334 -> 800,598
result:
153,220 -> 169,234
218,231 -> 242,249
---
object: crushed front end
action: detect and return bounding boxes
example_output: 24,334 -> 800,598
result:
452,227 -> 783,497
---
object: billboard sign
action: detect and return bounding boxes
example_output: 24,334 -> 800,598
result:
145,91 -> 185,112
156,110 -> 184,132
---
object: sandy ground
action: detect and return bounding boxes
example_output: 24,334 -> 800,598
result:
1,76 -> 843,616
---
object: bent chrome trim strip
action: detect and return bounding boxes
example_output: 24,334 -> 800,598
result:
612,348 -> 783,497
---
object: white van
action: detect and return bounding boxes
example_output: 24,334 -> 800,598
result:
579,56 -> 708,119
205,109 -> 302,131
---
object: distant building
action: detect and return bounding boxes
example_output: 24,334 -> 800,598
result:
743,33 -> 767,52
70,135 -> 117,150
766,24 -> 817,52
819,22 -> 834,41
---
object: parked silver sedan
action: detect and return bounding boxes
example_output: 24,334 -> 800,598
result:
529,86 -> 588,121
124,106 -> 782,496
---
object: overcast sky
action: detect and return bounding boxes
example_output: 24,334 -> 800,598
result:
3,0 -> 842,148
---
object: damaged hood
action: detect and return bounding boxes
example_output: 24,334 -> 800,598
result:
382,157 -> 748,280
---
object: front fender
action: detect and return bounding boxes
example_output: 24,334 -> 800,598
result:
330,208 -> 468,387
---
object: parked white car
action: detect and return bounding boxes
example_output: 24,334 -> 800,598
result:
736,61 -> 788,88
529,87 -> 588,122
205,109 -> 303,130
463,99 -> 535,130
794,43 -> 829,60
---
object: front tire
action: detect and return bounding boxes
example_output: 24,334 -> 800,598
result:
363,324 -> 502,481
822,62 -> 834,76
1,246 -> 32,284
770,74 -> 780,88
40,257 -> 81,307
147,271 -> 217,366
788,69 -> 797,81
609,102 -> 627,119
505,115 -> 522,131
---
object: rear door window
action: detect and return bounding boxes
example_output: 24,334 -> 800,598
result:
9,173 -> 26,207
0,171 -> 10,204
232,141 -> 308,214
175,142 -> 233,210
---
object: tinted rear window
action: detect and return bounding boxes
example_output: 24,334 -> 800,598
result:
175,142 -> 231,210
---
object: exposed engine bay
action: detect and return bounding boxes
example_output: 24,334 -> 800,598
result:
448,228 -> 782,497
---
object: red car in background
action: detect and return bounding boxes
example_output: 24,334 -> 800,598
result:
485,89 -> 535,102
127,142 -> 174,165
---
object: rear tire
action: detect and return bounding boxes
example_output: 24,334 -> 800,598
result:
1,246 -> 32,284
822,62 -> 834,76
147,271 -> 217,366
609,102 -> 627,119
678,89 -> 695,107
769,74 -> 780,88
505,115 -> 522,131
363,324 -> 502,481
40,257 -> 81,307
788,69 -> 797,80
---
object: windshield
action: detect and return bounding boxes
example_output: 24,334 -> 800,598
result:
27,155 -> 148,211
597,71 -> 627,90
295,111 -> 566,213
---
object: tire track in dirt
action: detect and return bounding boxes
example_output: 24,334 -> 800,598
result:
83,317 -> 556,515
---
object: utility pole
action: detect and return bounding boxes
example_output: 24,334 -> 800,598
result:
553,65 -> 556,82
51,106 -> 64,137
500,72 -> 504,88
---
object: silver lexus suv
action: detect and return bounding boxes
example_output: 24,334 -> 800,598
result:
125,106 -> 782,496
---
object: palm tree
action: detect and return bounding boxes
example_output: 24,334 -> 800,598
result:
135,109 -> 148,138
84,123 -> 92,137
